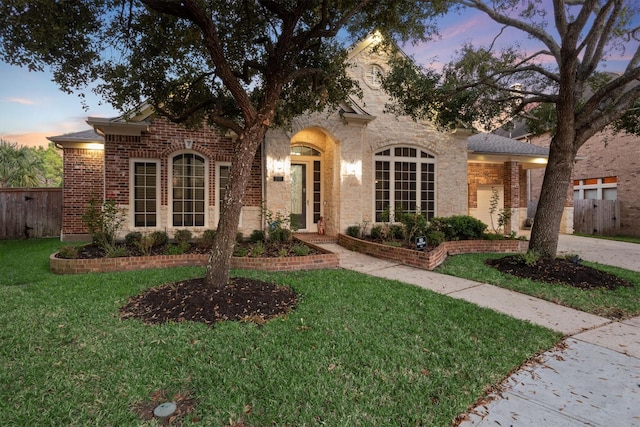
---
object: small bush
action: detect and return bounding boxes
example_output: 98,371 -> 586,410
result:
426,230 -> 445,247
57,245 -> 79,259
165,242 -> 189,255
124,231 -> 142,247
234,246 -> 249,257
278,247 -> 288,257
483,232 -> 505,241
196,229 -> 217,250
517,250 -> 540,267
104,245 -> 128,258
250,241 -> 265,257
389,224 -> 405,240
369,225 -> 384,241
249,229 -> 266,243
430,215 -> 487,241
292,244 -> 311,256
346,225 -> 361,238
270,227 -> 292,243
236,232 -> 245,243
174,229 -> 193,245
150,231 -> 169,247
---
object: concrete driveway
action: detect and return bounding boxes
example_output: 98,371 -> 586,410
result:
557,234 -> 640,271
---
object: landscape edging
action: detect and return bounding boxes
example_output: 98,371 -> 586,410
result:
337,234 -> 527,270
50,240 -> 338,274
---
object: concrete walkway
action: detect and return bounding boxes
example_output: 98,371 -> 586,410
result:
317,235 -> 640,426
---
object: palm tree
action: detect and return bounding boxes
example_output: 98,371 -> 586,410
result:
0,140 -> 43,187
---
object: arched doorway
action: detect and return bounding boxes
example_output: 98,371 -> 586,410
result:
290,145 -> 322,231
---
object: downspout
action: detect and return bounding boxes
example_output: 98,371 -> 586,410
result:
261,136 -> 266,233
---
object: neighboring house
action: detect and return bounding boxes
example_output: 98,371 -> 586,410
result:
48,34 -> 548,242
496,118 -> 640,237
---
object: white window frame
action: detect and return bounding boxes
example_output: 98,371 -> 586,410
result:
373,146 -> 436,222
129,158 -> 161,230
573,177 -> 617,200
168,151 -> 209,229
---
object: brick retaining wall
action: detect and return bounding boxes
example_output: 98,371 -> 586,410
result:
338,234 -> 527,270
51,241 -> 338,274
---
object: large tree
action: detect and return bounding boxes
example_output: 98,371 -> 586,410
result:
0,140 -> 43,187
383,0 -> 640,258
0,0 -> 447,287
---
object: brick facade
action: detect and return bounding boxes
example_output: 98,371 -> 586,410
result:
529,129 -> 638,236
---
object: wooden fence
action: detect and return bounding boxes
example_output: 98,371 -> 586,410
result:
573,199 -> 620,236
0,188 -> 62,239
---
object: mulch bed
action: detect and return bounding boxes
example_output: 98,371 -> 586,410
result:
120,277 -> 297,326
486,255 -> 634,290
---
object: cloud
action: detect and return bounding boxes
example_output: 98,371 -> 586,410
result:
3,97 -> 38,106
0,132 -> 51,148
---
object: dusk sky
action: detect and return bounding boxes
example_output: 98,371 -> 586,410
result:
1,5 -> 638,148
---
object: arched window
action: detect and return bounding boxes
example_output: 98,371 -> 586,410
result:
374,147 -> 436,222
172,153 -> 205,227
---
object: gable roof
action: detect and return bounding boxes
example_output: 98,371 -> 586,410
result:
47,129 -> 104,149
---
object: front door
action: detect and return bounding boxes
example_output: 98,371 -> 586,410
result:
291,163 -> 307,230
291,159 -> 321,232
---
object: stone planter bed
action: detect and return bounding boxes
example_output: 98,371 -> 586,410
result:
50,240 -> 338,274
338,234 -> 528,270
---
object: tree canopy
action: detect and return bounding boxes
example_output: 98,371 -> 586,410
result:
0,0 -> 449,287
0,140 -> 61,188
383,0 -> 640,258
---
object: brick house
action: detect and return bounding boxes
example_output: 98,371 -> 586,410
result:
496,119 -> 640,236
49,35 -> 548,242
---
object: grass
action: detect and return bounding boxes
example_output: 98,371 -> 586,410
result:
0,238 -> 560,426
574,233 -> 640,245
436,253 -> 640,319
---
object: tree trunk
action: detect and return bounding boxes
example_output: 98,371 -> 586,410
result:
204,123 -> 267,288
528,135 -> 577,259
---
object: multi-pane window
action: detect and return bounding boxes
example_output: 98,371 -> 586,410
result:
574,177 -> 617,200
172,153 -> 205,227
374,147 -> 436,222
132,161 -> 158,227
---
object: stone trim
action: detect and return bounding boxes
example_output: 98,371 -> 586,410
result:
338,234 -> 527,270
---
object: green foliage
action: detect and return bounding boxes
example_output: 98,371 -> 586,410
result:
249,229 -> 266,243
250,241 -> 265,257
124,231 -> 142,247
233,246 -> 249,257
488,188 -> 512,234
430,215 -> 487,241
517,250 -> 540,267
82,197 -> 125,253
395,209 -> 429,243
56,245 -> 78,259
263,209 -> 294,243
236,232 -> 245,243
149,231 -> 169,247
104,245 -> 128,258
345,225 -> 361,238
165,242 -> 189,255
173,229 -> 192,245
0,140 -> 43,187
292,244 -> 311,256
369,225 -> 384,241
426,230 -> 445,247
196,229 -> 217,250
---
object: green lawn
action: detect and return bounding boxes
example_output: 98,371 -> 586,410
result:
436,253 -> 640,319
1,238 -> 560,426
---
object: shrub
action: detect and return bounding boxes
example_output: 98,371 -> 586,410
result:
104,245 -> 128,258
174,229 -> 193,245
249,229 -> 266,243
234,246 -> 249,257
269,227 -> 292,243
483,232 -> 505,241
389,224 -> 405,240
82,197 -> 125,252
124,231 -> 142,247
57,245 -> 79,259
369,225 -> 384,241
250,241 -> 265,257
395,209 -> 429,243
517,250 -> 540,267
135,234 -> 156,256
430,215 -> 487,241
165,242 -> 189,255
292,244 -> 311,256
426,230 -> 445,247
196,229 -> 217,250
346,225 -> 361,238
236,232 -> 245,243
150,231 -> 169,247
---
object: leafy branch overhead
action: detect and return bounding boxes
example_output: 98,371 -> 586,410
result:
383,0 -> 640,139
